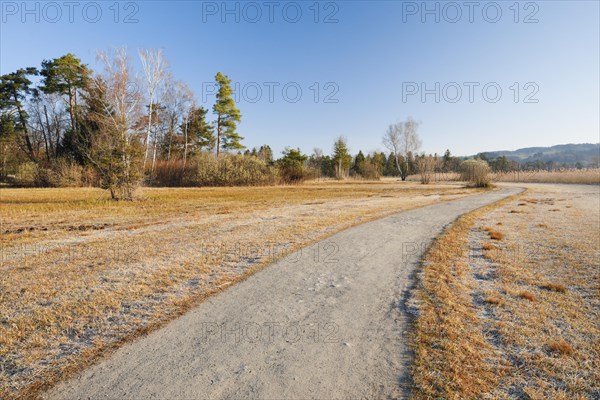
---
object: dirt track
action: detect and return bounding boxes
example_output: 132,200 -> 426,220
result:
45,187 -> 523,400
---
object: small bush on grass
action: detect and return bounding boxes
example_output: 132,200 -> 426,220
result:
460,159 -> 491,187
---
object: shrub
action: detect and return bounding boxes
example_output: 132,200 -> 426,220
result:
12,162 -> 38,187
34,159 -> 84,187
151,159 -> 195,187
360,160 -> 381,180
277,148 -> 308,184
150,153 -> 277,187
460,159 -> 491,187
188,153 -> 278,187
415,155 -> 438,184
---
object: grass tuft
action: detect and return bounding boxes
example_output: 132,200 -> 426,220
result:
548,339 -> 574,356
482,226 -> 504,240
518,291 -> 536,302
482,243 -> 497,251
485,295 -> 506,306
540,283 -> 567,293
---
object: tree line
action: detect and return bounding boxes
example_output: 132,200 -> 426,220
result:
1,49 -> 469,198
0,49 -> 254,198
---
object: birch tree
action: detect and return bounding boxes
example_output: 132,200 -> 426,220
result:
160,78 -> 193,161
138,48 -> 167,167
86,48 -> 144,200
383,123 -> 403,178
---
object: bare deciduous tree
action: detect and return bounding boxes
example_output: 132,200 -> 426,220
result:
383,123 -> 402,177
382,116 -> 422,181
28,91 -> 68,162
415,153 -> 438,184
160,78 -> 193,162
138,48 -> 167,168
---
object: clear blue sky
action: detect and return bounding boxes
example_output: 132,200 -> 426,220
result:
1,1 -> 599,156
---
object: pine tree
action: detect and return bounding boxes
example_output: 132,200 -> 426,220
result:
0,68 -> 39,160
40,54 -> 91,134
185,106 -> 214,152
352,150 -> 366,175
332,136 -> 352,179
213,72 -> 243,157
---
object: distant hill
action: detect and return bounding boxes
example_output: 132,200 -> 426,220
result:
475,143 -> 600,167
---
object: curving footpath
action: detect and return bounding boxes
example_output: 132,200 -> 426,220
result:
45,186 -> 523,400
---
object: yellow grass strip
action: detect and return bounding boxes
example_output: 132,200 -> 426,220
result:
411,192 -> 523,398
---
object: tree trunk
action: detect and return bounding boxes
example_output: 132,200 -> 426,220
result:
68,88 -> 76,133
39,107 -> 50,163
13,90 -> 35,160
43,105 -> 54,160
144,101 -> 154,167
183,115 -> 189,168
216,114 -> 221,158
394,154 -> 403,180
151,138 -> 157,173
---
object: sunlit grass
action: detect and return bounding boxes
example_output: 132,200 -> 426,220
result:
0,180 -> 473,399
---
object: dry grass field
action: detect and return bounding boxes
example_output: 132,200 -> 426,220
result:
0,181 -> 477,399
408,169 -> 600,185
492,169 -> 600,185
411,183 -> 600,399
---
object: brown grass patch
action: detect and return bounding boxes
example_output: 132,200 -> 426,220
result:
484,228 -> 504,240
547,339 -> 574,356
518,291 -> 536,301
485,295 -> 506,306
482,243 -> 497,251
489,231 -> 504,240
540,282 -> 567,293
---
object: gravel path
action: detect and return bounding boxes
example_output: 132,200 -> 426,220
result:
45,187 -> 523,400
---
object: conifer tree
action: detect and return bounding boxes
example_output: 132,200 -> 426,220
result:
213,72 -> 243,156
